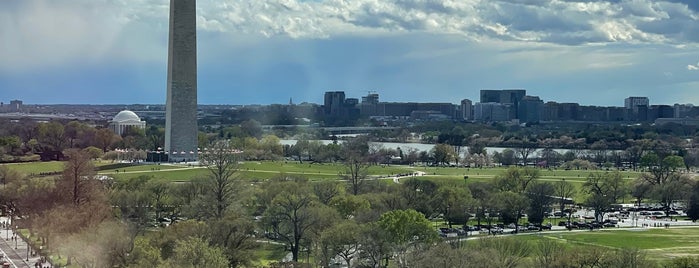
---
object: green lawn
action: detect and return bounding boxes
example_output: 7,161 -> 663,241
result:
5,160 -> 642,191
532,228 -> 699,259
3,160 -> 113,175
102,161 -> 415,182
252,242 -> 288,266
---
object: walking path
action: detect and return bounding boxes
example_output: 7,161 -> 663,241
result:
0,217 -> 50,268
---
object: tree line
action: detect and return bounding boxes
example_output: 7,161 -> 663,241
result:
2,135 -> 699,267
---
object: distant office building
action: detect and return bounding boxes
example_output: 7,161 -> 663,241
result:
110,110 -> 146,136
410,110 -> 450,121
356,91 -> 456,120
474,102 -> 510,122
9,100 -> 22,112
323,91 -> 360,125
673,104 -> 699,118
362,93 -> 379,104
650,105 -> 674,120
324,91 -> 346,117
460,99 -> 473,121
543,102 -> 580,121
480,89 -> 526,119
625,97 -> 649,109
518,96 -> 543,123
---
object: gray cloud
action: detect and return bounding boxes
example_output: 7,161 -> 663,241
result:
188,0 -> 698,45
1,0 -> 698,72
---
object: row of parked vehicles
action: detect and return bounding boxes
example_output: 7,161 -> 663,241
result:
558,219 -> 618,229
438,222 -> 555,237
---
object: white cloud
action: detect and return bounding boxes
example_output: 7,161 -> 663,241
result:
1,0 -> 699,73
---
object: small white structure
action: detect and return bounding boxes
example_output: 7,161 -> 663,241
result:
110,110 -> 146,136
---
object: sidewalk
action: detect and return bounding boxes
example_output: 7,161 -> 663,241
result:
0,216 -> 49,268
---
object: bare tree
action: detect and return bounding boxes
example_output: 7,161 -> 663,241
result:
199,140 -> 240,219
342,154 -> 370,195
553,180 -> 576,222
60,149 -> 97,206
264,183 -> 321,262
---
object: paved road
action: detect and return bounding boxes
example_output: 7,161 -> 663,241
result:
0,217 -> 50,268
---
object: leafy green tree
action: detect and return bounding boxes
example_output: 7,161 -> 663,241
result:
146,178 -> 172,220
208,214 -> 258,267
358,223 -> 392,268
431,186 -> 473,228
493,191 -> 529,230
494,149 -> 516,166
240,119 -> 262,138
329,194 -> 370,219
401,178 -> 438,217
377,209 -> 437,268
259,134 -> 283,159
652,174 -> 692,217
640,153 -> 684,185
38,121 -> 66,151
127,237 -> 164,267
687,181 -> 699,222
165,237 -> 228,268
320,221 -> 362,268
431,143 -> 456,166
495,166 -> 539,193
468,181 -> 495,227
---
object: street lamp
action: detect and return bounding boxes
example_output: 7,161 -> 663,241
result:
5,213 -> 9,241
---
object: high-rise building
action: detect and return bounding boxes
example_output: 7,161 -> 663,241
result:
474,102 -> 510,122
324,91 -> 346,117
362,93 -> 379,104
479,89 -> 526,119
8,100 -> 22,112
624,97 -> 649,109
518,96 -> 543,123
165,0 -> 198,162
460,99 -> 473,121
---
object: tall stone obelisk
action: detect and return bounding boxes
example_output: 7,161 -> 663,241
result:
165,0 -> 198,162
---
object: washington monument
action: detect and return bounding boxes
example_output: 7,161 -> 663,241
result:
165,0 -> 198,162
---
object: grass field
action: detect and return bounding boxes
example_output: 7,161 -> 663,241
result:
528,228 -> 699,259
3,160 -> 642,187
252,242 -> 288,266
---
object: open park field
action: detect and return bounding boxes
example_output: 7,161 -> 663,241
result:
525,227 -> 699,259
3,160 -> 645,201
3,160 -> 642,185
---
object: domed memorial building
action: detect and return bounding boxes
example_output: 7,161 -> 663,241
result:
109,110 -> 146,136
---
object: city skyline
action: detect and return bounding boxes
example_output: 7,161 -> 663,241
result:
1,0 -> 698,106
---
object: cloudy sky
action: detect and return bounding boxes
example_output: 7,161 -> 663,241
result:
0,0 -> 698,106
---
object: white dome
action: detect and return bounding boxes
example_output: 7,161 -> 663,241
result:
113,110 -> 141,122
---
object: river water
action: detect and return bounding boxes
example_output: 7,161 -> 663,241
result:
280,140 -> 585,156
